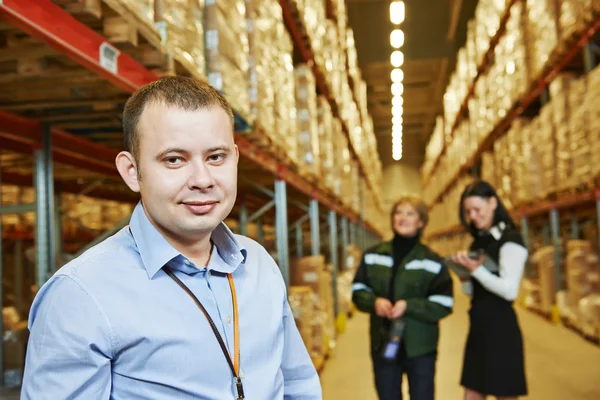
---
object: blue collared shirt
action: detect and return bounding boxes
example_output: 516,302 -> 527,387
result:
22,203 -> 322,399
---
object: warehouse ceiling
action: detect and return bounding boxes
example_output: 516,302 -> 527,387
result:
347,0 -> 478,167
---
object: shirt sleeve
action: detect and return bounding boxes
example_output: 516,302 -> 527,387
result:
351,253 -> 377,313
21,275 -> 115,400
281,294 -> 322,399
470,242 -> 528,301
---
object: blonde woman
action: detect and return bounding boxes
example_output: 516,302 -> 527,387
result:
353,196 -> 454,400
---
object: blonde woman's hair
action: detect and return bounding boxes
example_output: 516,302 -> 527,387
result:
390,195 -> 429,233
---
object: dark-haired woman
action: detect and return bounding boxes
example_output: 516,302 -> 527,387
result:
450,181 -> 528,400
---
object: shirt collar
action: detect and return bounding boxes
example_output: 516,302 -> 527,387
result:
129,202 -> 247,279
488,221 -> 506,241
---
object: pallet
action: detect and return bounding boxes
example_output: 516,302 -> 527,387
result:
312,356 -> 326,375
526,305 -> 552,321
245,125 -> 273,150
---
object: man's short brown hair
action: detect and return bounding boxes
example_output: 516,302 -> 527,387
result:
390,195 -> 429,231
122,76 -> 235,160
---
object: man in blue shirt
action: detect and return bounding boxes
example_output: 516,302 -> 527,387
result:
22,77 -> 322,399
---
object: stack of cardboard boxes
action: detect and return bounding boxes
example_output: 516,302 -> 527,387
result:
290,256 -> 335,361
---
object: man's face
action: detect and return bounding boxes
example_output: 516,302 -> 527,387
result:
119,102 -> 239,242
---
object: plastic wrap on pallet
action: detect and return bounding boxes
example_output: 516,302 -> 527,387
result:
274,23 -> 298,165
566,241 -> 600,310
288,286 -> 316,358
524,0 -> 559,81
121,0 -> 154,31
292,0 -> 326,69
120,0 -> 205,79
588,66 -> 600,177
346,28 -> 359,80
247,0 -> 279,142
559,0 -> 594,42
295,64 -> 320,179
318,96 -> 335,192
205,0 -> 250,121
531,246 -> 557,314
579,294 -> 600,338
164,0 -> 205,79
332,119 -> 349,198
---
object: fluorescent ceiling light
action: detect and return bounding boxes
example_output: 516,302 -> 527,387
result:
390,29 -> 405,48
390,1 -> 405,24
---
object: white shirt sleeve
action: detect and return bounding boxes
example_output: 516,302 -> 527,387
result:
470,242 -> 528,301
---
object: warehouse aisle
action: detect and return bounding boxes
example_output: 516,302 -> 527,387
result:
321,279 -> 600,399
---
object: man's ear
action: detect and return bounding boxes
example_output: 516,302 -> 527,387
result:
115,151 -> 141,193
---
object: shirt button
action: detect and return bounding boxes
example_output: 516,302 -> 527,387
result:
240,370 -> 245,379
227,316 -> 232,325
184,259 -> 191,265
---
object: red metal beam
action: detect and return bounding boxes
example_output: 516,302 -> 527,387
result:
0,0 -> 159,93
428,14 -> 600,207
0,110 -> 119,177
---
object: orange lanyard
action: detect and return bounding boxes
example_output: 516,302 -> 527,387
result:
227,274 -> 240,377
164,268 -> 243,399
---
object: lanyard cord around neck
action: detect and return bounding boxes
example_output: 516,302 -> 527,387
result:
163,268 -> 244,399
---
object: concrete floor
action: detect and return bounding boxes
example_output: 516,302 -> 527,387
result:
321,279 -> 600,400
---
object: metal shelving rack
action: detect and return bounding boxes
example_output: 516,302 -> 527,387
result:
425,10 -> 600,206
0,0 -> 384,384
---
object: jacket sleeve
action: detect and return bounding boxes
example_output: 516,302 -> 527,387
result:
404,260 -> 453,323
351,254 -> 377,313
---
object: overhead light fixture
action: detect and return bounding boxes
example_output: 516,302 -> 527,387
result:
391,51 -> 404,67
392,96 -> 404,107
393,119 -> 403,129
392,105 -> 403,116
391,67 -> 404,82
390,1 -> 405,24
391,82 -> 404,96
392,151 -> 403,161
390,30 -> 405,49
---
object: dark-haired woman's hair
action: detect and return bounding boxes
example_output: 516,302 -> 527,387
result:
459,180 -> 516,237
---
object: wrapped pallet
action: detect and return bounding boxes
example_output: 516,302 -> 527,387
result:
531,246 -> 557,314
119,0 -> 205,79
295,65 -> 320,179
274,25 -> 298,165
331,119 -> 346,198
205,0 -> 250,121
568,76 -> 590,187
558,0 -> 594,42
317,96 -> 336,192
246,0 -> 280,141
578,294 -> 600,339
588,65 -> 600,176
549,74 -> 574,189
293,0 -> 326,63
566,241 -> 600,311
288,286 -> 316,356
524,0 -> 558,81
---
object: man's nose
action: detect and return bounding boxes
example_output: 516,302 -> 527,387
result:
187,161 -> 216,191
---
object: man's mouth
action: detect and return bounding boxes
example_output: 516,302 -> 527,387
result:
181,201 -> 218,214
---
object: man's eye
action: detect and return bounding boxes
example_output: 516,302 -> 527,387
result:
166,157 -> 182,165
209,154 -> 224,162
